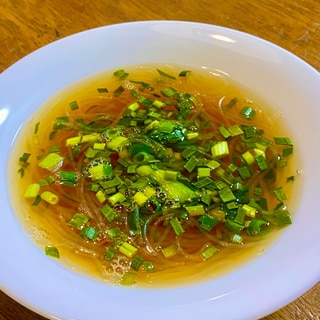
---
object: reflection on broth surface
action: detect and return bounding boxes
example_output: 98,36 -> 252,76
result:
11,65 -> 298,287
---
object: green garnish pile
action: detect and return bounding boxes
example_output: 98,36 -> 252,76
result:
19,67 -> 294,285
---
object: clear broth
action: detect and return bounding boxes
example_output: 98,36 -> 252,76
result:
10,64 -> 299,287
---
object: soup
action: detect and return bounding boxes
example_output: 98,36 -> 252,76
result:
11,65 -> 298,287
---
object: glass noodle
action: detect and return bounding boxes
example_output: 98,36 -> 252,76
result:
10,65 -> 298,287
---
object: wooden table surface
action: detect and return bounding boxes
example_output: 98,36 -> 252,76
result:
0,0 -> 319,319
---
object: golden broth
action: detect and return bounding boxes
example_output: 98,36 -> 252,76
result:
10,64 -> 299,287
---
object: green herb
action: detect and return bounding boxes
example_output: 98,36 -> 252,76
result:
45,246 -> 60,258
69,100 -> 79,111
157,69 -> 176,79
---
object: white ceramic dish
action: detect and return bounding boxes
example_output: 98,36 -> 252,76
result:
0,21 -> 319,320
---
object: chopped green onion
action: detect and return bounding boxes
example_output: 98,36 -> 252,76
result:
100,204 -> 117,222
184,155 -> 198,173
157,69 -> 176,79
119,272 -> 136,286
80,226 -> 100,241
113,85 -> 125,97
68,213 -> 90,229
185,205 -> 206,216
119,242 -> 138,258
142,261 -> 154,272
69,100 -> 79,111
211,141 -> 229,159
24,183 -> 40,198
107,136 -> 128,151
282,147 -> 293,157
131,255 -> 144,271
272,187 -> 287,201
34,122 -> 40,134
45,246 -> 60,258
133,191 -> 148,206
201,245 -> 218,260
40,191 -> 59,205
197,167 -> 211,178
104,247 -> 117,261
60,171 -> 76,186
89,163 -> 113,180
161,244 -> 178,258
218,125 -> 232,139
170,217 -> 185,236
230,234 -> 243,244
108,192 -> 126,206
179,70 -> 191,77
97,87 -> 108,93
218,187 -> 236,203
198,215 -> 218,232
38,153 -> 63,171
66,133 -> 100,146
256,154 -> 268,170
113,69 -> 129,79
240,106 -> 256,120
274,210 -> 292,227
273,137 -> 293,145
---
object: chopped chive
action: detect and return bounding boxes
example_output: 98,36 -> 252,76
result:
161,244 -> 178,258
198,215 -> 218,232
32,195 -> 41,206
100,204 -> 117,222
119,272 -> 136,286
218,125 -> 232,139
60,171 -> 76,186
282,147 -> 293,157
211,141 -> 229,159
274,210 -> 292,226
274,137 -> 293,145
40,191 -> 59,205
97,87 -> 109,93
131,255 -> 144,271
255,154 -> 268,170
108,192 -> 126,206
201,245 -> 218,260
197,167 -> 211,178
89,163 -> 113,180
130,80 -> 154,91
81,226 -> 100,241
225,97 -> 238,109
69,100 -> 79,111
230,234 -> 243,244
18,167 -> 25,178
119,242 -> 138,258
272,187 -> 287,201
19,152 -> 31,164
104,247 -> 118,261
34,122 -> 40,134
160,87 -> 178,97
113,69 -> 129,79
24,183 -> 40,198
68,213 -> 90,229
170,217 -> 185,236
179,70 -> 191,77
113,85 -> 125,97
142,261 -> 154,272
185,205 -> 206,216
157,69 -> 176,79
184,155 -> 198,173
45,246 -> 60,258
106,136 -> 128,151
240,106 -> 256,120
218,187 -> 236,203
228,125 -> 244,136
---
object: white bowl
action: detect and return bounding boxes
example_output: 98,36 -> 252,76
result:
0,21 -> 319,320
